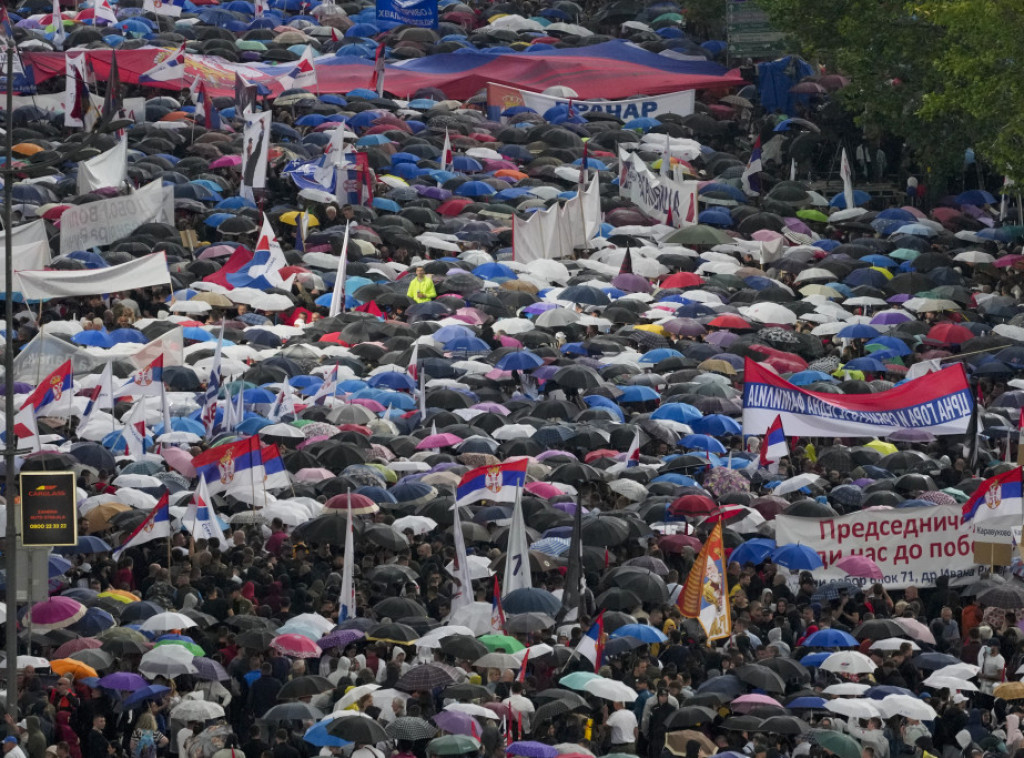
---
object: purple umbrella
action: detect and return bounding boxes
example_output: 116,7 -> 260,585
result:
432,709 -> 481,737
191,657 -> 229,682
522,303 -> 559,315
98,672 -> 148,691
507,743 -> 558,758
318,629 -> 366,650
536,450 -> 576,462
25,597 -> 87,632
705,331 -> 739,347
611,273 -> 652,293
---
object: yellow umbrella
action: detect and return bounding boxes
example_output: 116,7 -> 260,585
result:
280,211 -> 320,227
634,324 -> 668,336
13,143 -> 44,156
869,266 -> 894,280
378,174 -> 409,188
366,463 -> 398,484
996,681 -> 1024,700
865,439 -> 898,456
98,590 -> 140,603
50,659 -> 98,680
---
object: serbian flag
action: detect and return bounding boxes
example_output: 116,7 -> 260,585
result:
139,43 -> 186,86
625,427 -> 641,467
119,354 -> 164,397
741,136 -> 762,197
10,406 -> 39,453
759,414 -> 788,466
21,360 -> 72,412
574,612 -> 604,669
192,437 -> 258,495
370,41 -> 386,96
456,458 -> 528,506
112,492 -> 170,559
962,466 -> 1024,524
441,128 -> 453,173
409,341 -> 419,382
517,646 -> 529,682
491,575 -> 506,633
194,81 -> 222,131
678,521 -> 732,641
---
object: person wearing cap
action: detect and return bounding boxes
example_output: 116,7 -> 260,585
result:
3,737 -> 25,758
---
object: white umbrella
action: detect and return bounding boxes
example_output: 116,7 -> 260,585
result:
447,602 -> 497,636
822,683 -> 870,696
446,702 -> 500,720
820,651 -> 876,675
773,473 -> 826,497
335,683 -> 380,710
934,663 -> 978,679
513,644 -> 552,663
139,646 -> 199,679
413,626 -> 476,649
922,674 -> 978,692
584,678 -> 637,702
472,653 -> 521,670
289,613 -> 335,635
876,695 -> 937,721
491,318 -> 536,335
869,638 -> 919,652
741,302 -> 798,325
392,516 -> 438,535
140,611 -> 197,632
445,555 -> 494,580
826,699 -> 880,720
171,701 -> 225,721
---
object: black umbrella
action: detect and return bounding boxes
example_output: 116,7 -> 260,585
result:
261,702 -> 324,723
326,714 -> 389,743
735,664 -> 786,693
385,717 -> 437,742
665,706 -> 716,729
438,635 -> 488,661
236,629 -> 275,649
396,663 -> 457,692
278,676 -> 333,700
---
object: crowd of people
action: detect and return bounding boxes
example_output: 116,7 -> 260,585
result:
3,5 -> 1024,758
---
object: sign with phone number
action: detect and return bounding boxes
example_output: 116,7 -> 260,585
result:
20,471 -> 78,547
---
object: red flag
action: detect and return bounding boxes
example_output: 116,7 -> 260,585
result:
685,192 -> 696,223
517,646 -> 529,683
370,41 -> 386,95
665,203 -> 674,227
618,247 -> 632,275
354,300 -> 384,317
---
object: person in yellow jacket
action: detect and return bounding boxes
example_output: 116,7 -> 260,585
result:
406,266 -> 436,303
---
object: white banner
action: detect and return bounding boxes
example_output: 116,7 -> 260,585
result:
77,138 -> 127,194
0,220 -> 51,287
241,111 -> 271,201
15,253 -> 170,300
775,505 -> 978,590
19,94 -> 145,123
59,179 -> 173,255
618,148 -> 698,227
488,82 -> 696,121
513,175 -> 601,264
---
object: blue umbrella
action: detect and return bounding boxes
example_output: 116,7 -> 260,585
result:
496,351 -> 543,371
690,414 -> 741,435
786,696 -> 827,709
829,190 -> 871,209
799,652 -> 830,668
452,156 -> 483,172
70,607 -> 116,635
120,685 -> 171,712
802,628 -> 858,648
652,403 -> 703,424
617,385 -> 659,403
72,330 -> 115,348
455,180 -> 496,198
771,543 -> 823,570
368,372 -> 416,391
473,262 -> 517,280
610,624 -> 667,643
679,434 -> 727,454
836,324 -> 880,340
788,370 -> 836,386
728,538 -> 776,566
444,336 -> 491,352
581,396 -> 625,422
55,535 -> 112,555
843,356 -> 888,373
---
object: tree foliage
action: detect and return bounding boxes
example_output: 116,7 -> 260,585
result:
756,0 -> 1008,183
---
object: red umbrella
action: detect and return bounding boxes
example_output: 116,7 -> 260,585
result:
708,314 -> 752,330
750,346 -> 808,373
925,323 -> 973,345
658,534 -> 701,554
324,493 -> 379,515
750,496 -> 788,519
438,198 -> 474,216
661,272 -> 705,288
669,494 -> 717,516
209,155 -> 242,168
270,634 -> 321,659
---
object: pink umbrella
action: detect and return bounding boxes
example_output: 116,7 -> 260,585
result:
484,369 -> 513,381
25,597 -> 87,632
416,433 -> 462,450
471,402 -> 510,415
209,155 -> 242,168
294,468 -> 334,483
350,398 -> 386,412
270,633 -> 321,659
732,694 -> 782,713
894,617 -> 936,644
497,335 -> 523,348
526,482 -> 568,498
160,446 -> 196,478
834,554 -> 883,580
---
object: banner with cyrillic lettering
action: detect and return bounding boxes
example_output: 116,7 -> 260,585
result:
742,357 -> 972,437
58,179 -> 173,255
617,148 -> 698,227
376,0 -> 438,28
487,82 -> 695,121
775,505 -> 978,590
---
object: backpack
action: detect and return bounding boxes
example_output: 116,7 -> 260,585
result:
134,730 -> 157,758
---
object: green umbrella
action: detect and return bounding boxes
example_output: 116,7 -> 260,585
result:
813,730 -> 862,758
889,248 -> 920,261
427,735 -> 481,756
476,634 -> 524,652
154,640 -> 205,656
559,671 -> 601,690
237,40 -> 268,51
796,209 -> 829,223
